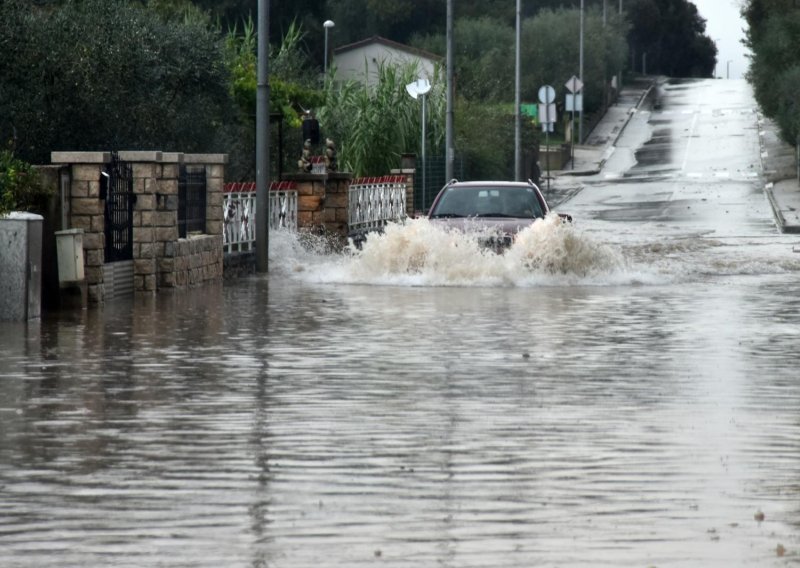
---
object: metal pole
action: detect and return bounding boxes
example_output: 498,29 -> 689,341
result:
727,60 -> 732,79
514,0 -> 521,181
618,0 -> 623,100
579,0 -> 584,144
324,27 -> 328,76
445,0 -> 454,182
256,0 -> 270,272
603,0 -> 607,25
422,93 -> 427,212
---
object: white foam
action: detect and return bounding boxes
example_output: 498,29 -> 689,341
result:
284,215 -> 634,288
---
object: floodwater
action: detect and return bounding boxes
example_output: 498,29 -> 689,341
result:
3,219 -> 800,568
3,79 -> 800,567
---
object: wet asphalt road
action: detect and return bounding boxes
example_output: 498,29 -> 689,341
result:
2,79 -> 800,567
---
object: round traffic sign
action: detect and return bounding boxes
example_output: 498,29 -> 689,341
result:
538,85 -> 556,104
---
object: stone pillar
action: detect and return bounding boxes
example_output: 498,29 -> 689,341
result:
285,172 -> 353,243
51,151 -> 109,303
154,152 -> 182,289
391,168 -> 416,217
120,151 -> 162,293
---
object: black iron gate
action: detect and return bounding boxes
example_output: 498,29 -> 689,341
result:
178,165 -> 207,238
103,151 -> 134,263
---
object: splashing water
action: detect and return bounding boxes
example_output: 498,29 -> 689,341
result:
279,215 -> 629,287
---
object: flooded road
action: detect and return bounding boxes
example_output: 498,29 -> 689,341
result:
3,79 -> 800,567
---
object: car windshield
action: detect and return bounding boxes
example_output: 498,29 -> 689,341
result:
430,186 -> 544,219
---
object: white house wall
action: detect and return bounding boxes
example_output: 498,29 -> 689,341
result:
333,44 -> 436,87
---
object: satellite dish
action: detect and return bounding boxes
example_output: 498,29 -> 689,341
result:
405,78 -> 432,99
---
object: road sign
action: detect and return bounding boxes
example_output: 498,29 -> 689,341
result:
538,85 -> 556,104
565,93 -> 583,112
538,103 -> 557,124
565,75 -> 583,93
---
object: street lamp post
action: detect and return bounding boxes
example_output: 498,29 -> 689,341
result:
323,20 -> 335,76
727,60 -> 732,80
514,0 -> 521,181
406,79 -> 432,212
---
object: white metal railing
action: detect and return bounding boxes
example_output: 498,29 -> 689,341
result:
222,182 -> 298,253
348,175 -> 407,233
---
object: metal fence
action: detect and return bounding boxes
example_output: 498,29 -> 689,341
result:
222,182 -> 298,253
348,176 -> 407,234
413,154 -> 464,213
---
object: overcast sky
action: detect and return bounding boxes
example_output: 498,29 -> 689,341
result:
691,0 -> 750,79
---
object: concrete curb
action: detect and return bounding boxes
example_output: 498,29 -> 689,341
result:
755,111 -> 800,233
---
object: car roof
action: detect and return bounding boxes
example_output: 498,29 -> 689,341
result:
443,181 -> 541,190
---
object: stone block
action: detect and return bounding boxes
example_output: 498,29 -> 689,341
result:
135,258 -> 155,275
159,258 -> 175,273
120,151 -> 162,163
71,165 -> 103,182
133,275 -> 144,291
206,220 -> 222,236
51,151 -> 109,164
156,211 -> 176,227
322,207 -> 336,223
91,215 -> 105,232
85,265 -> 103,284
144,274 -> 156,291
164,241 -> 175,258
157,226 -> 177,242
87,180 -> 101,198
71,181 -> 89,198
326,192 -> 348,208
85,251 -> 104,269
132,163 -> 157,180
336,208 -> 349,222
136,194 -> 155,211
139,242 -> 156,259
160,271 -> 176,288
206,204 -> 222,222
83,232 -> 103,250
134,227 -> 154,243
298,211 -> 313,227
71,216 -> 92,231
140,210 -> 154,227
160,152 -> 184,164
299,195 -> 323,211
160,164 -> 180,179
183,153 -> 228,165
72,197 -> 101,216
159,179 -> 178,195
166,195 -> 179,211
206,177 -> 223,192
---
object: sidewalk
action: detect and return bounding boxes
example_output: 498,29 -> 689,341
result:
554,77 -> 656,177
758,117 -> 800,233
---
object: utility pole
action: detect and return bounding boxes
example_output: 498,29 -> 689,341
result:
514,0 -> 521,181
446,0 -> 454,182
579,0 -> 584,144
256,0 -> 270,272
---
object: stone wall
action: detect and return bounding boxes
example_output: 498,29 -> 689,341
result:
50,151 -> 226,304
284,172 -> 353,247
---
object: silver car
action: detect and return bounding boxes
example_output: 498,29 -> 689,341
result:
427,180 -> 569,251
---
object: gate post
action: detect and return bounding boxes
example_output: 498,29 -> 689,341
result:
50,151 -> 110,304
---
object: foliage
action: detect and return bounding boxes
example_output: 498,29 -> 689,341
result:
0,0 -> 234,165
223,17 -> 324,179
455,101 -> 538,181
626,0 -> 716,77
0,150 -> 51,216
743,1 -> 800,143
317,62 -> 445,177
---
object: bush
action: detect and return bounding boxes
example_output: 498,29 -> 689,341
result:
0,150 -> 51,217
